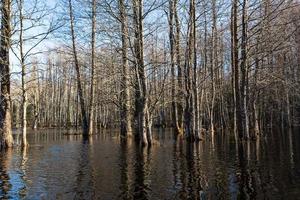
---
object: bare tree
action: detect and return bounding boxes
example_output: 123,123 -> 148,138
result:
68,0 -> 89,135
119,0 -> 133,138
88,0 -> 97,135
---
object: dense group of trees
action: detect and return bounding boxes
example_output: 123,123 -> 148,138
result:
1,0 -> 300,149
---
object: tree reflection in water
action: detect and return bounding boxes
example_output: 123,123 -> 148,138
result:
0,148 -> 12,199
73,138 -> 95,199
0,129 -> 299,199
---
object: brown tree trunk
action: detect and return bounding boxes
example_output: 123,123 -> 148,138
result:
184,0 -> 196,141
231,0 -> 243,140
132,0 -> 151,145
240,0 -> 249,139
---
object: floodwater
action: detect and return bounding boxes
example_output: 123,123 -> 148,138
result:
0,129 -> 299,200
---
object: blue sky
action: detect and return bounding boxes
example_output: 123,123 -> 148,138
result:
10,0 -> 59,75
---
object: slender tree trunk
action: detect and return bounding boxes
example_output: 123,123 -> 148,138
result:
210,0 -> 217,138
168,0 -> 180,135
68,0 -> 89,135
19,0 -> 28,147
119,0 -> 132,137
31,63 -> 39,130
0,0 -> 13,149
284,55 -> 292,128
174,0 -> 184,134
88,0 -> 96,135
16,102 -> 20,128
200,8 -> 208,134
230,5 -> 237,140
253,55 -> 260,137
192,1 -> 200,140
240,0 -> 249,139
32,84 -> 39,130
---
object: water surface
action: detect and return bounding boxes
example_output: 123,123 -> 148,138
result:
0,129 -> 299,199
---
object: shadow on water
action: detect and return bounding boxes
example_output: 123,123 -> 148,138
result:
0,128 -> 299,199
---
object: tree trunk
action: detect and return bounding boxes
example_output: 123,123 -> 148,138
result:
174,0 -> 184,134
210,0 -> 217,138
0,0 -> 13,149
19,0 -> 28,147
68,0 -> 89,135
192,0 -> 200,140
240,0 -> 249,139
231,0 -> 243,140
184,0 -> 196,141
119,0 -> 132,138
168,0 -> 180,135
132,0 -> 151,145
88,0 -> 96,135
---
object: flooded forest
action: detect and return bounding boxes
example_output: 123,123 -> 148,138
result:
0,0 -> 300,199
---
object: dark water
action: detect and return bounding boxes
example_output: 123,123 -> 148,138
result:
0,129 -> 299,200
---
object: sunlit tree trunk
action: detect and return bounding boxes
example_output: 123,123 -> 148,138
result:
19,0 -> 28,147
32,63 -> 40,130
88,0 -> 96,135
119,0 -> 132,138
0,0 -> 13,149
174,0 -> 184,135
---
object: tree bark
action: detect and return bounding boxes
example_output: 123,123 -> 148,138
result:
119,0 -> 133,138
231,0 -> 243,140
88,0 -> 96,135
132,0 -> 151,145
68,0 -> 89,135
19,0 -> 28,147
184,0 -> 196,141
0,0 -> 14,149
168,0 -> 180,135
174,0 -> 184,135
210,0 -> 217,138
240,0 -> 249,139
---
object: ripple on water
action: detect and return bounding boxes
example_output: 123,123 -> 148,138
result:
0,129 -> 300,199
